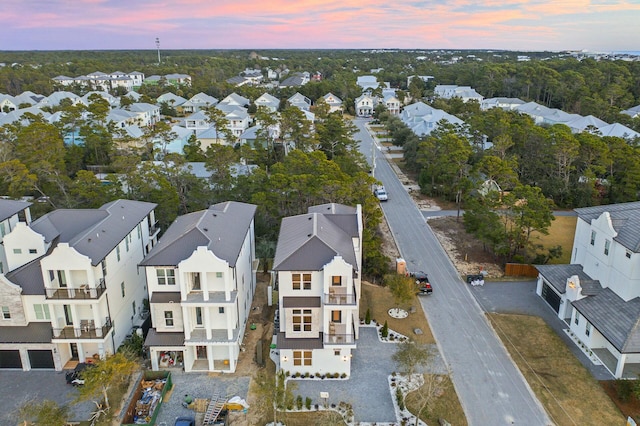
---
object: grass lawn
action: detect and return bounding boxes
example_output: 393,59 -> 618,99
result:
488,313 -> 625,426
360,281 -> 435,344
405,375 -> 468,426
531,215 -> 577,264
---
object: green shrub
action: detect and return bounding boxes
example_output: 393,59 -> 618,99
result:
296,395 -> 303,410
396,386 -> 404,411
305,397 -> 312,410
615,378 -> 635,402
365,308 -> 371,324
381,321 -> 389,338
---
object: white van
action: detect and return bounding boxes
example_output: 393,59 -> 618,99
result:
374,186 -> 388,201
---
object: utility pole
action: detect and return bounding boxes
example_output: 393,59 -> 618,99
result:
155,37 -> 161,65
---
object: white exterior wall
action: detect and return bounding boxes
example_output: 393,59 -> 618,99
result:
152,301 -> 185,332
280,347 -> 351,376
3,223 -> 47,271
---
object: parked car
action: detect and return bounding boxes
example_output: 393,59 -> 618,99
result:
175,417 -> 195,426
374,186 -> 388,201
65,362 -> 93,386
411,271 -> 432,295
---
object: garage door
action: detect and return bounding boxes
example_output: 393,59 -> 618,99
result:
0,350 -> 22,369
28,350 -> 54,369
541,282 -> 561,313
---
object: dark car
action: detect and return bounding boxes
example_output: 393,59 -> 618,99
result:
175,417 -> 195,426
65,362 -> 93,386
411,271 -> 432,295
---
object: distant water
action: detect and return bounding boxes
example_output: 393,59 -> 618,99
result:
611,51 -> 640,55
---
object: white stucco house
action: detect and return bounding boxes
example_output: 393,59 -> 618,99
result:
355,94 -> 377,117
536,201 -> 640,378
0,199 -> 32,275
0,199 -> 159,371
141,201 -> 258,373
274,203 -> 363,377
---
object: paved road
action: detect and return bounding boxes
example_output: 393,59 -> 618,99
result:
354,118 -> 552,426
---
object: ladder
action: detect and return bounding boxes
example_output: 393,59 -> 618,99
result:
203,394 -> 227,425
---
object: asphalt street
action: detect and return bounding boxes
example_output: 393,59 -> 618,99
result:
354,118 -> 553,426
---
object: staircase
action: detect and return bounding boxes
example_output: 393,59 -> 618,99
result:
203,394 -> 227,425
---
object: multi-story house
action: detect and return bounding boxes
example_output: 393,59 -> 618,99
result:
274,203 -> 363,377
322,93 -> 343,113
0,199 -> 32,274
141,201 -> 257,373
536,201 -> 640,378
355,94 -> 376,117
0,199 -> 158,371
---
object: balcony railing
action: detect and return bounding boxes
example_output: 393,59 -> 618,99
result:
52,318 -> 113,340
324,291 -> 357,305
323,333 -> 356,345
45,278 -> 106,300
149,222 -> 160,237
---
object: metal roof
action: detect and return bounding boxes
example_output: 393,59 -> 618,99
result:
276,332 -> 324,350
0,323 -> 53,343
282,296 -> 322,308
150,292 -> 181,303
144,329 -> 185,347
573,288 -> 640,353
5,257 -> 46,295
140,201 -> 256,267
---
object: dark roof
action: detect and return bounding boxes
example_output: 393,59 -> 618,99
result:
573,288 -> 640,353
5,257 -> 45,295
535,264 -> 599,294
280,75 -> 305,87
575,201 -> 640,252
144,329 -> 185,347
273,204 -> 359,272
282,296 -> 322,308
0,199 -> 31,221
150,292 -> 181,303
30,199 -> 156,266
276,332 -> 324,350
0,323 -> 52,343
140,201 -> 256,267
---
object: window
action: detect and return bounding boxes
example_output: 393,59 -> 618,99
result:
586,323 -> 591,337
216,272 -> 223,278
218,307 -> 225,314
164,311 -> 174,327
1,306 -> 10,319
334,349 -> 341,356
116,245 -> 121,261
292,273 -> 311,290
137,224 -> 142,239
293,309 -> 312,332
574,311 -> 580,325
34,304 -> 51,320
121,282 -> 125,297
157,269 -> 176,285
125,236 -> 129,252
627,250 -> 632,259
590,231 -> 596,246
332,276 -> 342,286
331,310 -> 342,323
29,249 -> 37,254
604,240 -> 610,256
293,350 -> 312,366
13,248 -> 22,254
196,307 -> 203,325
101,260 -> 107,277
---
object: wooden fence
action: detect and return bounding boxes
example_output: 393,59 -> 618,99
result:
504,263 -> 539,277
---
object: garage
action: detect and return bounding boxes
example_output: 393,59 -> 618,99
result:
28,350 -> 54,369
541,282 -> 561,313
0,350 -> 22,369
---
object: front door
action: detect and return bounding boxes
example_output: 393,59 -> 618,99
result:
196,346 -> 207,359
63,305 -> 73,325
70,343 -> 79,359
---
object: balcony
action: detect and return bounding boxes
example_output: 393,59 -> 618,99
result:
149,222 -> 160,237
45,279 -> 106,300
324,288 -> 357,305
52,317 -> 113,340
324,323 -> 356,345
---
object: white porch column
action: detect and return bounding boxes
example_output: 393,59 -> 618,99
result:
183,305 -> 192,340
207,346 -> 214,371
205,307 -> 212,340
615,353 -> 627,378
202,271 -> 209,302
226,309 -> 233,340
228,345 -> 235,372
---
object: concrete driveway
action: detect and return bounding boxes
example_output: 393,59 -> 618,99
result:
469,279 -> 613,381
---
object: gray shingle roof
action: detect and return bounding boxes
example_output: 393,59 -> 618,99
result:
0,199 -> 31,221
0,322 -> 53,343
150,292 -> 181,303
282,296 -> 321,308
144,329 -> 185,347
276,332 -> 324,350
535,264 -> 600,294
30,199 -> 156,266
273,204 -> 359,272
139,201 -> 257,267
574,202 -> 640,252
573,288 -> 640,353
5,257 -> 46,295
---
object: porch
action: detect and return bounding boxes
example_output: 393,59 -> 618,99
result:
592,348 -> 640,379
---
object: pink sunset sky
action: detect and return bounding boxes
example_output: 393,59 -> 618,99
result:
1,0 -> 639,51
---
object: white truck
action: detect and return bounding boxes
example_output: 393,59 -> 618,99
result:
374,185 -> 388,201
